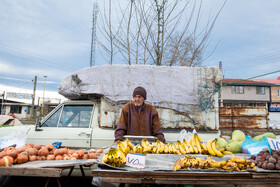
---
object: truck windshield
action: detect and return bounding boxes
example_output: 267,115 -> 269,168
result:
41,105 -> 93,128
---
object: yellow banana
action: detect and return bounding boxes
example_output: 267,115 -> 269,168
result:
141,138 -> 148,147
141,139 -> 153,153
249,162 -> 255,168
156,143 -> 165,154
125,138 -> 134,149
192,135 -> 199,153
226,161 -> 238,168
230,155 -> 246,164
195,157 -> 207,168
209,161 -> 222,168
206,139 -> 216,156
190,135 -> 198,154
171,143 -> 178,154
237,163 -> 245,170
101,153 -> 110,163
178,143 -> 187,154
163,144 -> 169,154
102,148 -> 119,165
135,144 -> 143,154
211,139 -> 223,157
222,166 -> 235,171
168,143 -> 173,154
116,150 -> 127,165
131,145 -> 137,153
218,160 -> 227,167
124,146 -> 130,156
143,144 -> 154,154
185,139 -> 193,153
194,134 -> 202,153
189,158 -> 199,168
152,141 -> 159,153
222,151 -> 233,155
196,134 -> 207,151
116,141 -> 126,153
173,158 -> 184,170
181,140 -> 190,153
108,150 -> 117,163
219,148 -> 225,152
175,141 -> 185,154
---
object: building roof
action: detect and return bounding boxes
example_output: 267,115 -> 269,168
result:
253,76 -> 280,85
222,78 -> 274,86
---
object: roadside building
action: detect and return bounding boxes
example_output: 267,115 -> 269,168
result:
253,76 -> 280,129
219,78 -> 274,135
0,89 -> 66,120
221,78 -> 273,107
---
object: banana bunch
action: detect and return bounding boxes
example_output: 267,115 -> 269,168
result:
152,140 -> 166,154
218,148 -> 233,155
173,155 -> 227,170
130,144 -> 145,154
124,138 -> 135,149
101,148 -> 126,167
173,155 -> 209,170
207,139 -> 225,157
181,133 -> 207,154
116,138 -> 134,156
173,155 -> 256,171
206,156 -> 227,169
222,155 -> 256,171
141,138 -> 154,153
167,142 -> 181,154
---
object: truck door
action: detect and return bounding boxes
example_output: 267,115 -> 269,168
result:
27,104 -> 93,147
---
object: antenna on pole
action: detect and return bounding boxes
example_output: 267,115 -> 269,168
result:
90,2 -> 99,67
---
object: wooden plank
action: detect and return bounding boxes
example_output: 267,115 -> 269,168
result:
0,167 -> 62,177
252,172 -> 280,179
98,176 -> 280,185
12,159 -> 97,168
92,169 -> 280,185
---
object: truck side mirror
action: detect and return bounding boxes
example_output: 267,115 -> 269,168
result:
35,121 -> 42,131
35,112 -> 43,131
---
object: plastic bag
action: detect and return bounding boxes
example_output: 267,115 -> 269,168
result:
0,131 -> 27,149
178,129 -> 193,142
92,176 -> 119,187
241,135 -> 271,155
52,142 -> 62,148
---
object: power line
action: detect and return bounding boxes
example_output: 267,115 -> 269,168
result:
0,42 -> 83,70
220,69 -> 280,87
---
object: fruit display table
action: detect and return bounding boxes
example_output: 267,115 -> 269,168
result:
0,159 -> 97,186
93,153 -> 280,186
92,169 -> 280,185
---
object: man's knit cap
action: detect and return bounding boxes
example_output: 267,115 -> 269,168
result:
133,86 -> 147,100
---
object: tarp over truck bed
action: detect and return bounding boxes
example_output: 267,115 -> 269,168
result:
58,65 -> 222,112
58,65 -> 222,131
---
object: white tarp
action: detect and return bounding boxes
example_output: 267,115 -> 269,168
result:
58,65 -> 222,110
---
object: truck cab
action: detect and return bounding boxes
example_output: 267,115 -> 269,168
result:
28,100 -> 115,148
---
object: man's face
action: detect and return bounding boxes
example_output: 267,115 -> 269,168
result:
133,95 -> 145,107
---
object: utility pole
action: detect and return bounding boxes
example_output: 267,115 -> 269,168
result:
1,91 -> 5,115
31,76 -> 37,119
219,61 -> 223,107
41,76 -> 47,116
90,2 -> 98,67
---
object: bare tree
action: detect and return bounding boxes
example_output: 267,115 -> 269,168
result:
98,0 -> 226,66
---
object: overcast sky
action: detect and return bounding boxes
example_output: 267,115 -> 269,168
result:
0,0 -> 279,94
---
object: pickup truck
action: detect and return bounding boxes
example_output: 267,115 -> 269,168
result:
0,98 -> 220,148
